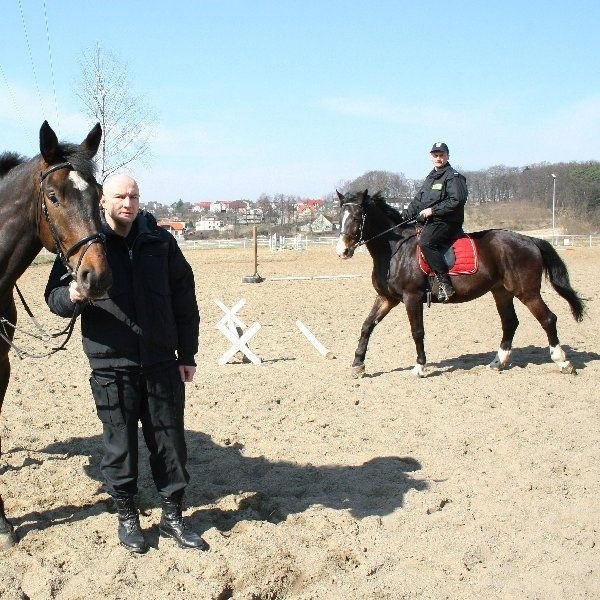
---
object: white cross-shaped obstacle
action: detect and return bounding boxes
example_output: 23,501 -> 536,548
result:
214,298 -> 262,365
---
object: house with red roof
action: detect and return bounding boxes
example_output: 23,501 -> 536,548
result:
157,220 -> 186,238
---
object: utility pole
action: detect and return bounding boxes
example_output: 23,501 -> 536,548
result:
551,174 -> 557,245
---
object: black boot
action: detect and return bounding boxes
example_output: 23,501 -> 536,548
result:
115,497 -> 148,554
159,495 -> 208,550
436,273 -> 455,302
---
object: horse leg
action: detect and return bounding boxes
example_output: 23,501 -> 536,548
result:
352,295 -> 398,378
0,355 -> 16,549
404,293 -> 427,377
488,288 -> 519,370
520,294 -> 577,374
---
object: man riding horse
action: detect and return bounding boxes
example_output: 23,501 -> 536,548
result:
401,142 -> 468,302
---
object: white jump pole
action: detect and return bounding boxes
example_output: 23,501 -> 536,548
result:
295,320 -> 335,359
270,274 -> 362,281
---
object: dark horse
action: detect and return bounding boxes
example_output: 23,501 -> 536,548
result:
336,190 -> 584,379
0,122 -> 112,548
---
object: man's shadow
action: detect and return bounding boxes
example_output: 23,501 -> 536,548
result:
9,431 -> 428,540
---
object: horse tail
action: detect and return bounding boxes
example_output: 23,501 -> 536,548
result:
532,238 -> 585,322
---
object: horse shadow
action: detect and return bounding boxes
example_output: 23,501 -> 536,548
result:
366,345 -> 599,378
9,431 -> 427,542
434,344 -> 599,374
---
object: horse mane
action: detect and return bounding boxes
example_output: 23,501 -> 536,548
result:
0,152 -> 27,179
54,142 -> 98,180
369,191 -> 405,224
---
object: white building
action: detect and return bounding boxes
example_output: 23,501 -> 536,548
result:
238,208 -> 264,225
309,214 -> 334,233
195,216 -> 225,231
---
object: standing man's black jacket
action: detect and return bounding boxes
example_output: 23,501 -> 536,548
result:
45,210 -> 199,369
403,163 -> 468,224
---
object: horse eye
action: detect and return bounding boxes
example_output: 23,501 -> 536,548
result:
48,192 -> 59,205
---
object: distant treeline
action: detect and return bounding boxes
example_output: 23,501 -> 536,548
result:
334,161 -> 600,230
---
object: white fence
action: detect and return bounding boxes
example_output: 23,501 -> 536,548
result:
33,233 -> 600,263
31,236 -> 338,262
178,235 -> 338,251
177,234 -> 600,250
534,234 -> 600,248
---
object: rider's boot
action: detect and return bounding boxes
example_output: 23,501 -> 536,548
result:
115,496 -> 148,554
435,272 -> 455,302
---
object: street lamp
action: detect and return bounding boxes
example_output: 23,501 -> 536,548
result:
551,174 -> 557,245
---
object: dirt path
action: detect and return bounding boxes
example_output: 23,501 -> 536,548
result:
1,245 -> 598,599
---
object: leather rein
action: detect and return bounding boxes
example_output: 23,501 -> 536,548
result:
0,162 -> 105,359
341,201 -> 416,250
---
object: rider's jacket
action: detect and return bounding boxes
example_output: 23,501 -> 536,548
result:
45,210 -> 199,369
403,162 -> 468,224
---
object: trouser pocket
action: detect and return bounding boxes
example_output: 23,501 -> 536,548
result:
90,371 -> 126,428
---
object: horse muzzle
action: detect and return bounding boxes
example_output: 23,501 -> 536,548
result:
336,236 -> 355,259
77,266 -> 113,299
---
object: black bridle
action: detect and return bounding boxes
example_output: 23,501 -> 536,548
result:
340,201 -> 416,250
38,161 -> 106,280
0,162 -> 106,359
339,201 -> 368,249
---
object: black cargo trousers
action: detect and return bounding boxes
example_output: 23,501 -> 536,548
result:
89,361 -> 189,500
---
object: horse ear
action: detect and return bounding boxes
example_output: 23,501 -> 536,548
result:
362,189 -> 369,200
81,123 -> 102,158
39,121 -> 60,164
336,189 -> 345,204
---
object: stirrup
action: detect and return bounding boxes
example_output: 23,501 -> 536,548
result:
438,283 -> 455,302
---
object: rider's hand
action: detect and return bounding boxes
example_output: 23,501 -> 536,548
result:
419,207 -> 433,219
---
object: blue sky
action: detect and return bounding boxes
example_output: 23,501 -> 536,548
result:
1,1 -> 598,203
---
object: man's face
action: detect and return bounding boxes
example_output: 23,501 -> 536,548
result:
430,151 -> 449,169
101,176 -> 140,230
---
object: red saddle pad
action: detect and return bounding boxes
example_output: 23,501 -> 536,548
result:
418,234 -> 478,276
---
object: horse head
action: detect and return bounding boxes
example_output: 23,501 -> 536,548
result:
37,121 -> 112,299
335,189 -> 370,259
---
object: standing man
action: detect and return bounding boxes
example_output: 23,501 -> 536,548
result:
45,174 -> 207,554
402,142 -> 468,301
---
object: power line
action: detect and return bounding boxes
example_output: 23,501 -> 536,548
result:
17,0 -> 45,117
42,0 -> 60,129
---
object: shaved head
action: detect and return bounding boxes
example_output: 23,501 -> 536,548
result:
101,174 -> 140,236
103,174 -> 139,196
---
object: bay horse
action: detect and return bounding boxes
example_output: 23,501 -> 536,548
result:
0,122 -> 112,548
336,190 -> 585,379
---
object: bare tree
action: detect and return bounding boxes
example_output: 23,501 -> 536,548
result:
339,170 -> 410,200
76,43 -> 155,181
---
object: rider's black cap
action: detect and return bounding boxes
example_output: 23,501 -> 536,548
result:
430,142 -> 449,154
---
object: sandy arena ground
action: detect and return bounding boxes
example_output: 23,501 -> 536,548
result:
0,243 -> 598,599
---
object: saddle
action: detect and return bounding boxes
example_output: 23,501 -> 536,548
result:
418,233 -> 479,276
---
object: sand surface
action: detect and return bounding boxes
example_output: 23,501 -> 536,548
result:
1,244 -> 598,599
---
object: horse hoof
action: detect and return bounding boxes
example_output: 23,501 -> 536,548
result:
411,364 -> 427,378
0,529 -> 16,550
561,363 -> 577,375
351,365 -> 365,379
